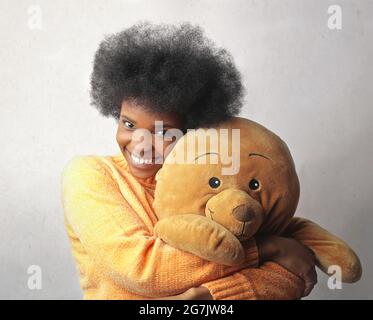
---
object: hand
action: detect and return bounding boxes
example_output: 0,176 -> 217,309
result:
150,286 -> 213,300
257,235 -> 317,297
182,286 -> 213,300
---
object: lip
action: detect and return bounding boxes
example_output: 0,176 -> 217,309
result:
124,148 -> 163,169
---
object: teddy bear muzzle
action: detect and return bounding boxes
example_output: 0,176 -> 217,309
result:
205,188 -> 264,241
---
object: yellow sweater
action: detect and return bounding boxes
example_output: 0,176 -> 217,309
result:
61,152 -> 304,299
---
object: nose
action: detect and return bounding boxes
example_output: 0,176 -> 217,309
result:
232,205 -> 255,222
131,141 -> 154,157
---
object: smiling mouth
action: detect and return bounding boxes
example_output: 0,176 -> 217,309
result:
125,148 -> 163,166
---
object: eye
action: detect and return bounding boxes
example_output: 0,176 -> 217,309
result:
122,120 -> 135,129
248,179 -> 260,191
209,177 -> 221,189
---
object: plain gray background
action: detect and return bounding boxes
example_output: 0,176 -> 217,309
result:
0,0 -> 372,299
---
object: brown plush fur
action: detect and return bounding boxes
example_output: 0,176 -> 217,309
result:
154,117 -> 362,283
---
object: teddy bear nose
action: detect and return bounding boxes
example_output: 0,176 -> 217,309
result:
232,205 -> 255,222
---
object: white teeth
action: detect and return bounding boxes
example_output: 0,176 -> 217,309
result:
131,153 -> 153,165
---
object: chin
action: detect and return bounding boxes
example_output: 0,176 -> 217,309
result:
129,166 -> 158,179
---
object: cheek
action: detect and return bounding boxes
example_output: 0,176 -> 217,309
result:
116,130 -> 131,147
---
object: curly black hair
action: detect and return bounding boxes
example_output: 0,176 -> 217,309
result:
90,22 -> 244,129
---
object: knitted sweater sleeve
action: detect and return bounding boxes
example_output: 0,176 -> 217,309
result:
202,262 -> 304,300
61,156 -> 258,298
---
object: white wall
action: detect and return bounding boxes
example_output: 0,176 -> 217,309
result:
0,0 -> 371,299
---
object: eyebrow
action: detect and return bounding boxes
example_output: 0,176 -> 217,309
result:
121,115 -> 137,124
194,152 -> 219,161
120,115 -> 175,128
249,153 -> 271,160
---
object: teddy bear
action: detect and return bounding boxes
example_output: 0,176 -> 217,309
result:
153,117 -> 361,283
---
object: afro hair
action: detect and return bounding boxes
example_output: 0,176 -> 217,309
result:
90,22 -> 245,129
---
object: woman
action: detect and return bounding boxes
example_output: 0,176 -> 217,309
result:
61,22 -> 316,299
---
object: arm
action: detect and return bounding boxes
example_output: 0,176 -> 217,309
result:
151,263 -> 305,300
153,237 -> 310,300
202,261 -> 304,300
61,156 -> 258,297
283,217 -> 362,283
202,235 -> 319,300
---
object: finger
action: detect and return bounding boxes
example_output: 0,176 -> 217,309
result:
302,268 -> 318,297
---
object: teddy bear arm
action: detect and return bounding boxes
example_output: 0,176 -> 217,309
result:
154,214 -> 245,266
283,217 -> 362,283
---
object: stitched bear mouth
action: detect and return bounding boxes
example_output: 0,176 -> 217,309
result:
207,208 -> 215,220
239,222 -> 246,238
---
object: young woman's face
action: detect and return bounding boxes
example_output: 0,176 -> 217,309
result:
116,100 -> 184,179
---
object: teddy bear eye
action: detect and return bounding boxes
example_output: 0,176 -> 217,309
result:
248,179 -> 260,191
209,177 -> 221,189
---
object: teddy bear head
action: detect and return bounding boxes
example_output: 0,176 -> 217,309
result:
154,117 -> 300,240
